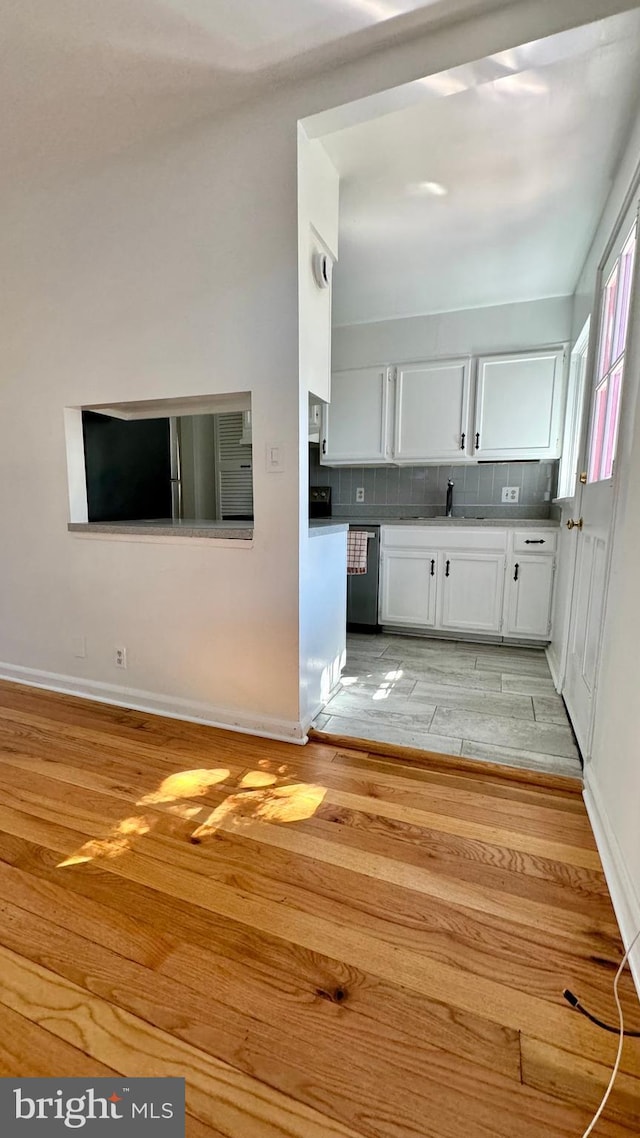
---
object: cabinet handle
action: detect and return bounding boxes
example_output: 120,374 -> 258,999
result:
445,559 -> 450,577
514,563 -> 519,582
460,433 -> 465,450
525,539 -> 545,545
322,439 -> 327,455
430,558 -> 435,576
475,432 -> 480,449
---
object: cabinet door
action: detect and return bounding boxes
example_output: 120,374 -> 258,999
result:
322,367 -> 390,465
439,552 -> 505,633
505,555 -> 555,639
394,358 -> 471,462
474,349 -> 565,460
380,550 -> 437,627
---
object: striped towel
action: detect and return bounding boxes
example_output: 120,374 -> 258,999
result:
347,530 -> 369,575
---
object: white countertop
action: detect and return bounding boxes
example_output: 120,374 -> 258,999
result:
311,516 -> 559,529
69,520 -> 253,540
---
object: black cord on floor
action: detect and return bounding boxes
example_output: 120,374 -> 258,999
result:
563,989 -> 640,1037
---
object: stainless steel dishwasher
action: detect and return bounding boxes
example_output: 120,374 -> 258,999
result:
347,525 -> 380,631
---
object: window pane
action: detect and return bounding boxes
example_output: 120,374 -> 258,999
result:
601,362 -> 624,480
598,266 -> 618,379
588,379 -> 608,483
612,227 -> 637,363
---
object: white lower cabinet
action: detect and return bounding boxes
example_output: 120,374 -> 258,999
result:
439,552 -> 505,634
379,549 -> 438,627
504,554 -> 555,639
379,525 -> 556,641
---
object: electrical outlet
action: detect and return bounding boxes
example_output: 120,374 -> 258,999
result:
115,646 -> 127,669
356,487 -> 365,503
501,486 -> 520,503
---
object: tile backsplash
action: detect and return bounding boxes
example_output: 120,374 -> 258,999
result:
309,446 -> 558,519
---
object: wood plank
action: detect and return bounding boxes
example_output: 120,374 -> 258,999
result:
0,832 -> 520,1081
0,858 -> 176,969
0,939 -> 632,1138
0,898 -> 520,1136
0,1002 -> 118,1077
0,683 -> 637,1136
0,793 -> 635,1077
521,1036 -> 640,1129
309,726 -> 583,792
0,754 -> 600,870
329,748 -> 585,806
0,945 -> 365,1138
0,1003 -> 220,1138
159,826 -> 630,1012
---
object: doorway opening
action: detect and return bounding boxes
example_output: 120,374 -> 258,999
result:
301,8 -> 640,778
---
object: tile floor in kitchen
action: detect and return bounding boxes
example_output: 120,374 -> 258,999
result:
313,633 -> 582,778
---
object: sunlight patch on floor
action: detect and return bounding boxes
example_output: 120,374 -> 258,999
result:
57,765 -> 326,869
137,768 -> 231,805
190,783 -> 327,841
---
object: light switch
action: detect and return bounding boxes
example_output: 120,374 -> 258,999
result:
266,443 -> 285,473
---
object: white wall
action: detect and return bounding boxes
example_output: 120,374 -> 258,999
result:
0,0 -> 633,742
299,528 -> 347,726
333,296 -> 572,370
0,98 -> 304,740
297,128 -> 345,724
298,126 -> 340,404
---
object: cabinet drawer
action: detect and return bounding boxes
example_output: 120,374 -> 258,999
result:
512,530 -> 557,554
381,525 -> 507,552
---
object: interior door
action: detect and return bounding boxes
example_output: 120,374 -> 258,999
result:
439,552 -> 505,634
563,213 -> 638,757
394,358 -> 470,462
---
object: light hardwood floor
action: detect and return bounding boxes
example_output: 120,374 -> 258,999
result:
313,633 -> 582,777
0,680 -> 637,1136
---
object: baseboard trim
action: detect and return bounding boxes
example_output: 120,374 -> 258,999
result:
0,662 -> 307,745
300,678 -> 344,737
300,700 -> 325,735
583,767 -> 640,997
545,645 -> 562,693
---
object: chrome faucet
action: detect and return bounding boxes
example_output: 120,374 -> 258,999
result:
446,479 -> 454,518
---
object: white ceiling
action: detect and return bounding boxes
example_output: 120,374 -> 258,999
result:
323,10 -> 640,325
0,0 -> 468,194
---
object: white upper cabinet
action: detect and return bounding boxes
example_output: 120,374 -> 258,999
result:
321,367 -> 390,464
322,347 -> 566,465
473,349 -> 566,460
394,358 -> 471,463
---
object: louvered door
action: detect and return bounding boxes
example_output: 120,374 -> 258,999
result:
215,412 -> 254,519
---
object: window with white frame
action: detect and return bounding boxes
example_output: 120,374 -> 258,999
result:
556,319 -> 590,501
587,222 -> 637,483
